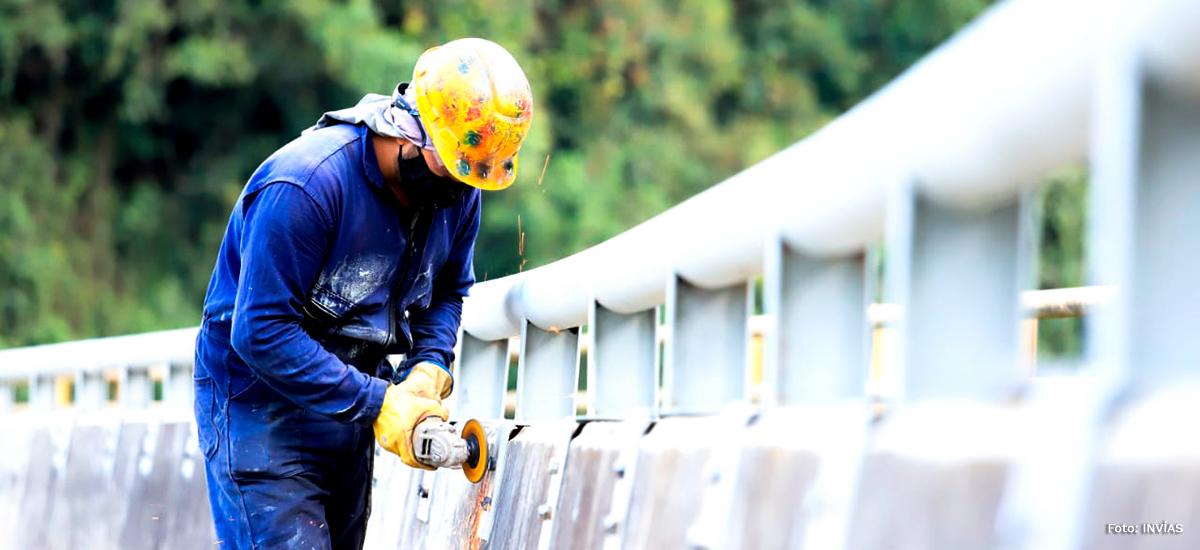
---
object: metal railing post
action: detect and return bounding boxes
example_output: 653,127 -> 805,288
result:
74,369 -> 108,411
1093,67 -> 1200,388
587,300 -> 657,417
164,361 -> 193,408
121,366 -> 154,410
28,373 -> 55,412
662,274 -> 751,414
455,331 -> 511,420
1086,52 -> 1141,388
0,381 -> 12,413
763,235 -> 869,406
885,182 -> 1024,403
515,321 -> 579,421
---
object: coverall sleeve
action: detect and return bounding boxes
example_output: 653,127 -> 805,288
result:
401,191 -> 481,380
230,181 -> 388,424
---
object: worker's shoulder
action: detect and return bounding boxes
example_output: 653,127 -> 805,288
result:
250,124 -> 365,190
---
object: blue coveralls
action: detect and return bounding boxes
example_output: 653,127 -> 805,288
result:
193,122 -> 480,549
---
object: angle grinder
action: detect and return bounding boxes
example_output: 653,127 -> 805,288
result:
411,418 -> 490,483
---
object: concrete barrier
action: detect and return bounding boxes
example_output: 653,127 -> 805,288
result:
716,405 -> 869,549
115,418 -> 213,550
12,417 -> 69,548
487,420 -> 578,549
549,420 -> 651,550
1084,388 -> 1200,550
362,450 -> 401,549
5,400 -> 1200,549
48,422 -> 121,549
0,414 -> 212,550
0,416 -> 35,550
847,403 -> 1016,550
385,463 -> 433,548
619,416 -> 717,549
106,420 -> 152,550
158,421 -> 215,549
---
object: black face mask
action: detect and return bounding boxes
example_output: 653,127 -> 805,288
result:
391,90 -> 469,209
395,149 -> 468,209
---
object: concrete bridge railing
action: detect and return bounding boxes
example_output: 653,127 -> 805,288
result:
3,0 -> 1200,547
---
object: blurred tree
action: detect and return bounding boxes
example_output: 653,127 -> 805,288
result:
1036,166 -> 1088,358
0,0 -> 1000,346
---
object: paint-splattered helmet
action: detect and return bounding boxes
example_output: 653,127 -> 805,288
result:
412,38 -> 533,190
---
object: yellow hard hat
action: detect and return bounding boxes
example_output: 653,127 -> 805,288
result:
412,38 -> 533,190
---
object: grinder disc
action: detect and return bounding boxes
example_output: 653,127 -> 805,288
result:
461,419 -> 488,484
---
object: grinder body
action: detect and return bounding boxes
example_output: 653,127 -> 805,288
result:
411,418 -> 489,483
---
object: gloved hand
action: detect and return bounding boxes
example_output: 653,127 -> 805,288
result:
373,362 -> 453,470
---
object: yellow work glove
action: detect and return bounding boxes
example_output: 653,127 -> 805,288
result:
373,362 -> 453,470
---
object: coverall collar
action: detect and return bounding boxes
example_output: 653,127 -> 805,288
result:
361,124 -> 387,190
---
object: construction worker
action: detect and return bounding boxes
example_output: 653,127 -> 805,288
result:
191,38 -> 532,549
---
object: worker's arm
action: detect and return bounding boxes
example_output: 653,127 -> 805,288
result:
400,188 -> 481,384
230,181 -> 388,424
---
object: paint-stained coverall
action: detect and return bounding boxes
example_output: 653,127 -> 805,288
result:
193,120 -> 479,549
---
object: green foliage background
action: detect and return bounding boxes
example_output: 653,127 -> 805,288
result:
1,0 -> 1086,350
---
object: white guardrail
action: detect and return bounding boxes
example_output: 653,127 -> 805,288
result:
0,0 -> 1197,420
0,288 -> 1111,413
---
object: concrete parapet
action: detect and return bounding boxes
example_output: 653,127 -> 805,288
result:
12,416 -> 71,548
1084,388 -> 1200,550
488,420 -> 577,549
847,402 -> 1016,550
363,450 -> 401,549
0,413 -> 212,550
716,405 -> 869,549
619,416 -> 717,549
549,420 -> 650,550
386,462 -> 433,548
50,421 -> 123,549
10,396 -> 1200,549
115,418 -> 213,550
159,421 -> 215,549
0,415 -> 35,550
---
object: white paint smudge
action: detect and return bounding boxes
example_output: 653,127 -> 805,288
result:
314,256 -> 396,305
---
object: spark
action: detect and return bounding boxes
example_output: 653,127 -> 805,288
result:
518,214 -> 527,272
536,154 -> 551,186
518,215 -> 525,256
